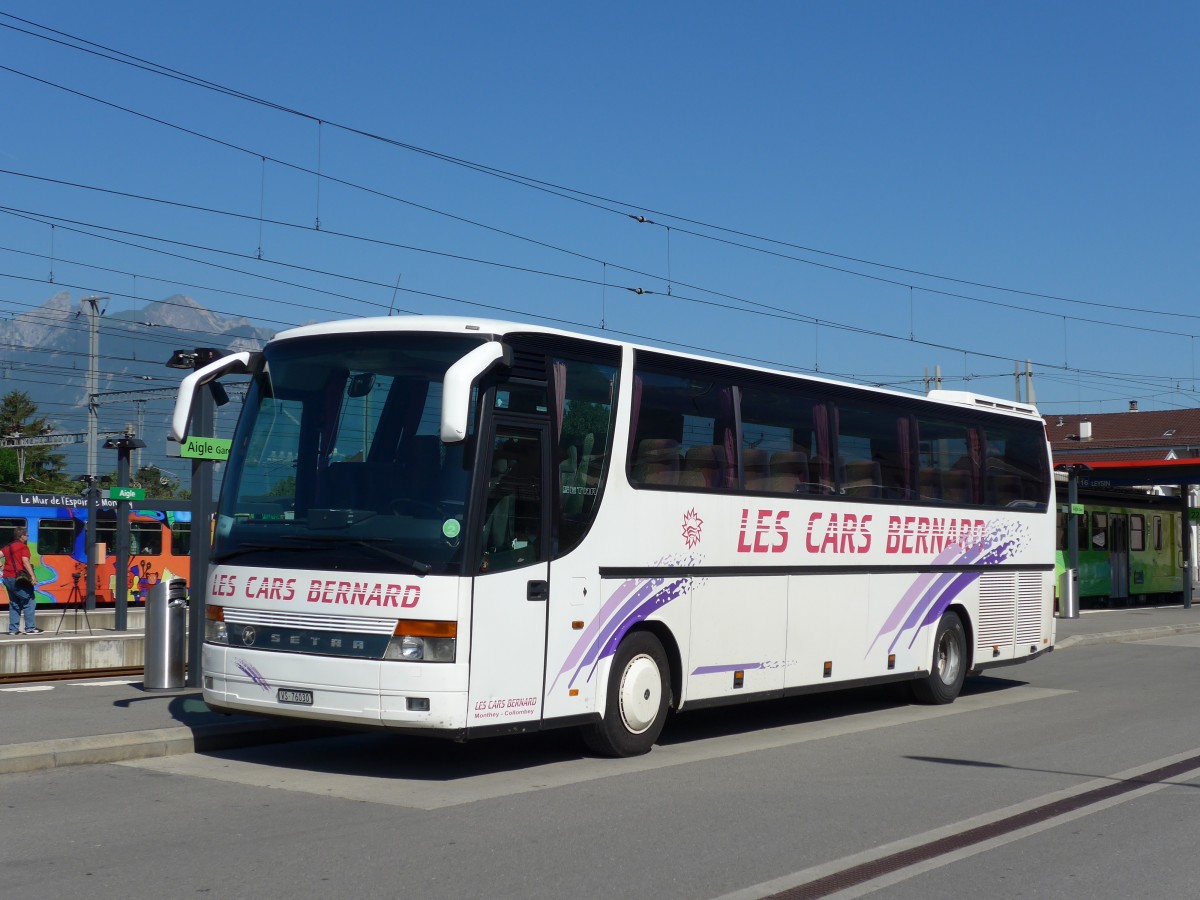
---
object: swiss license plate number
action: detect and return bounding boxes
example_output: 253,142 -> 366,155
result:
277,688 -> 313,706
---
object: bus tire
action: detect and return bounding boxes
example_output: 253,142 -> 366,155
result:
910,610 -> 967,705
581,631 -> 671,757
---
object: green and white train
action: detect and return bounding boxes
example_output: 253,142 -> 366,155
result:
1056,490 -> 1184,605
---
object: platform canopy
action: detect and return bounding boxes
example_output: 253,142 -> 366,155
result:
1062,458 -> 1200,489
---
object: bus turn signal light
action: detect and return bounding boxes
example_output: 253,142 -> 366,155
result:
392,620 -> 457,638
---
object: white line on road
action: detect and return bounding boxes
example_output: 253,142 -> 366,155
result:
713,746 -> 1200,900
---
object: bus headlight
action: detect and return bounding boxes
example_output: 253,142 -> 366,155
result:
384,620 -> 457,662
205,606 -> 228,644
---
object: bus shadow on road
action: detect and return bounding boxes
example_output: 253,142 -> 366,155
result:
656,674 -> 1029,748
202,674 -> 1031,781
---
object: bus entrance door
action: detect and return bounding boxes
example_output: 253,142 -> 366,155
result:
467,422 -> 550,730
1109,514 -> 1130,600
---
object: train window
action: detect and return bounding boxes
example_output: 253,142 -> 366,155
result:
96,519 -> 117,557
1090,512 -> 1107,549
38,519 -> 77,555
0,517 -> 27,547
1130,515 -> 1145,552
171,523 -> 191,557
1154,516 -> 1163,551
130,522 -> 162,556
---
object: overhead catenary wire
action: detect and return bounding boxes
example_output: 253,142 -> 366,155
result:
0,13 -> 1193,412
1,197 -> 1195,404
1,170 -> 1196,344
0,12 -> 1190,325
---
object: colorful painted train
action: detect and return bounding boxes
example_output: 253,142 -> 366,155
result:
0,491 -> 192,610
1056,489 -> 1185,605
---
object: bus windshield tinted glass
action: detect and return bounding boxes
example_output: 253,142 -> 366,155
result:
215,333 -> 485,575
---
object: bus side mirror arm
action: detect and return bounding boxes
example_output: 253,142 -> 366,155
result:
441,341 -> 511,443
170,350 -> 262,442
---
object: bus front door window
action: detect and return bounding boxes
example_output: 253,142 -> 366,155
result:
480,431 -> 544,574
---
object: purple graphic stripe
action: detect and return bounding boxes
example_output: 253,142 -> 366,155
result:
866,544 -> 964,656
876,525 -> 1025,656
549,577 -> 643,692
236,659 -> 271,692
886,539 -> 999,652
692,662 -> 765,675
909,538 -> 1020,640
568,579 -> 663,684
579,577 -> 687,686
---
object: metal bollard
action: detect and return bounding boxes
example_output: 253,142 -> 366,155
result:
144,578 -> 188,690
1057,568 -> 1080,620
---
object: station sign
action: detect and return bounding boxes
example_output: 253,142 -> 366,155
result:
177,437 -> 232,461
109,486 -> 145,501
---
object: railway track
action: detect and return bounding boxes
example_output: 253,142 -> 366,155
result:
0,666 -> 147,685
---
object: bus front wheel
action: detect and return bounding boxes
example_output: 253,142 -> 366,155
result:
581,631 -> 671,757
910,610 -> 967,705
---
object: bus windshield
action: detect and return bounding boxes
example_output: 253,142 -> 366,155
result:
214,332 -> 487,576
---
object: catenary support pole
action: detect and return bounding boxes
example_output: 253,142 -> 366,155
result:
186,354 -> 217,688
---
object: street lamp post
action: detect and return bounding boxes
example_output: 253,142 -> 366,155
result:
104,428 -> 146,632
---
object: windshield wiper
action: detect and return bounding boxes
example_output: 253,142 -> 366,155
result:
314,536 -> 433,575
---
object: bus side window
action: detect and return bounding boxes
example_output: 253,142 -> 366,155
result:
628,363 -> 735,490
739,384 -> 829,496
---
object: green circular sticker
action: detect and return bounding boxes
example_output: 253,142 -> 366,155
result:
442,518 -> 461,539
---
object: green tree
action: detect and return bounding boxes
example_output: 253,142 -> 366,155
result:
131,465 -> 188,500
0,390 -> 72,492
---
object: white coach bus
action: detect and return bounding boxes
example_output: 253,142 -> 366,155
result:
173,317 -> 1054,756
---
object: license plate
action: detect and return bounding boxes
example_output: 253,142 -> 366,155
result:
277,688 -> 313,706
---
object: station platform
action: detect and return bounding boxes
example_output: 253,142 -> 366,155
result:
1,606 -> 150,676
2,602 -> 1200,775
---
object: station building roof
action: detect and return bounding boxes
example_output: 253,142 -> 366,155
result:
1044,407 -> 1200,488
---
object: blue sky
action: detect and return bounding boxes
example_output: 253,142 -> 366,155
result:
1,0 -> 1196,441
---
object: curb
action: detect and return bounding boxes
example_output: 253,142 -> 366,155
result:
0,720 -> 330,775
1055,623 -> 1200,650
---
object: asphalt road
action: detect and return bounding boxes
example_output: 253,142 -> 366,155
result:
6,635 -> 1200,899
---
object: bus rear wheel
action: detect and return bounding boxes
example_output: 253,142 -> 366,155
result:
910,610 -> 967,705
581,631 -> 671,757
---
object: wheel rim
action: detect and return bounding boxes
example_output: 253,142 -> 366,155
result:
936,629 -> 962,685
618,653 -> 662,734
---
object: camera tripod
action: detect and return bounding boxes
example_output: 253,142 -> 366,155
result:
54,572 -> 93,636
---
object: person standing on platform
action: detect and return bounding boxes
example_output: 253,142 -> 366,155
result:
5,527 -> 40,635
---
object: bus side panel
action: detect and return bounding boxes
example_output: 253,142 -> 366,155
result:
686,575 -> 786,702
542,568 -> 602,722
866,573 -> 924,677
784,574 -> 871,689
